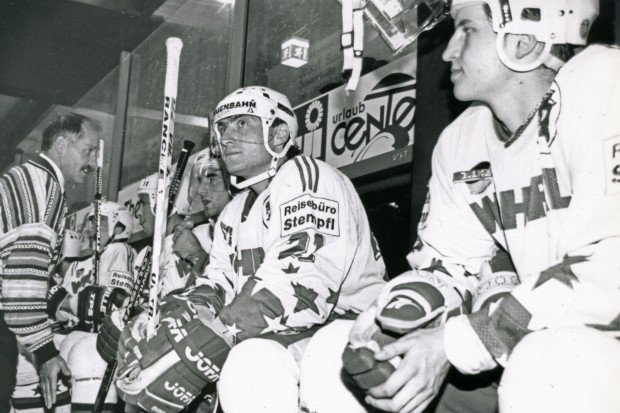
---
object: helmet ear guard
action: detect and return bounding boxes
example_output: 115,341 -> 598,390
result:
450,0 -> 599,71
213,86 -> 299,189
62,229 -> 83,259
87,201 -> 133,241
137,177 -> 158,214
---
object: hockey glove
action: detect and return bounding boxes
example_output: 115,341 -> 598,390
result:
117,294 -> 201,379
47,284 -> 78,324
342,305 -> 399,390
77,285 -> 129,330
97,310 -> 124,363
343,270 -> 469,390
116,316 -> 233,413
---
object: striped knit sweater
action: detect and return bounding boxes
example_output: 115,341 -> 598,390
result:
0,155 -> 67,367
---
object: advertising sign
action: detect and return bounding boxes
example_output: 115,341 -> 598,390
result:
294,52 -> 416,178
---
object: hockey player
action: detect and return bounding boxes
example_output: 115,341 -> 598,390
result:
0,113 -> 101,412
47,201 -> 137,332
94,152 -> 233,413
341,1 -> 620,412
113,86 -> 386,413
150,151 -> 233,296
44,201 -> 136,413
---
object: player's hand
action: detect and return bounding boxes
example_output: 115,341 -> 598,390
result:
172,222 -> 208,271
365,325 -> 450,413
38,354 -> 71,409
131,310 -> 149,341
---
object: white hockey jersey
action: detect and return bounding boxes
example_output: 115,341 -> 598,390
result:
408,45 -> 620,373
62,242 -> 137,315
196,156 -> 386,342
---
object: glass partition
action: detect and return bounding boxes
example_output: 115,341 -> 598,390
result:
14,68 -> 119,214
121,0 -> 236,188
244,0 -> 415,107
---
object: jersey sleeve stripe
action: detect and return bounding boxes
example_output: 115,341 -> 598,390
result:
301,156 -> 314,192
309,157 -> 320,192
293,157 -> 307,192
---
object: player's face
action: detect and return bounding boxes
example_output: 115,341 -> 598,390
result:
217,114 -> 274,179
193,163 -> 231,219
60,121 -> 100,184
442,4 -> 511,102
137,194 -> 155,237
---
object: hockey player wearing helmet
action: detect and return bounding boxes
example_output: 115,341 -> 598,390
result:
114,86 -> 386,413
169,152 -> 234,291
94,153 -> 232,413
341,1 -> 620,412
43,201 -> 137,413
132,151 -> 233,297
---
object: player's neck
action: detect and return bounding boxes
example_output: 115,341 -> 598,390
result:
488,71 -> 554,134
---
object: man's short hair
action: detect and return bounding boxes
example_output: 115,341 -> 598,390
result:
41,112 -> 95,151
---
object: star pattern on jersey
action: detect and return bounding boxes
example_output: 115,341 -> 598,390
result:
282,262 -> 299,274
224,322 -> 242,340
248,275 -> 269,296
174,255 -> 193,280
586,313 -> 620,332
533,255 -> 586,290
218,281 -> 287,341
261,314 -> 288,334
292,282 -> 320,315
326,287 -> 340,306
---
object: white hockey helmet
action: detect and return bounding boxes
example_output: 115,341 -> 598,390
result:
189,150 -> 229,196
213,86 -> 299,189
137,177 -> 158,214
87,201 -> 133,240
450,0 -> 599,71
62,229 -> 83,259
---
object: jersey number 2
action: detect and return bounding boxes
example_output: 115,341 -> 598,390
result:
279,231 -> 325,263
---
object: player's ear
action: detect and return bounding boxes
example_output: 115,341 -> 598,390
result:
504,33 -> 543,62
272,123 -> 290,147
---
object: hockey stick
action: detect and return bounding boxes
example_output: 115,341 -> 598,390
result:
168,139 -> 196,216
93,139 -> 104,285
92,247 -> 152,413
93,133 -> 191,410
93,37 -> 183,412
147,37 -> 184,339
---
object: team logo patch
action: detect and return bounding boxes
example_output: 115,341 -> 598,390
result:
280,194 -> 339,237
603,135 -> 620,195
454,162 -> 493,195
109,270 -> 134,293
452,168 -> 492,183
263,196 -> 271,228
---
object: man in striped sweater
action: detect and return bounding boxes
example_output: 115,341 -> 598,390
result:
0,112 -> 102,412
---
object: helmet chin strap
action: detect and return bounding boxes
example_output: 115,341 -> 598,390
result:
230,125 -> 294,190
230,157 -> 279,189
